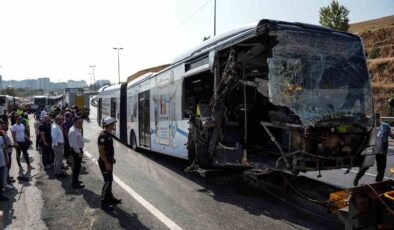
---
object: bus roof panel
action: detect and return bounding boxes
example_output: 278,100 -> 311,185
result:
172,23 -> 257,64
100,84 -> 122,93
127,72 -> 155,88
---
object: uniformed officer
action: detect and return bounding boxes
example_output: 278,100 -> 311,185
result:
98,117 -> 121,211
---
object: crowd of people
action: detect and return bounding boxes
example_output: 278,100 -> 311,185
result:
0,104 -> 121,211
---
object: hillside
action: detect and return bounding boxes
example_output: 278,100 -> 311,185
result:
349,15 -> 394,116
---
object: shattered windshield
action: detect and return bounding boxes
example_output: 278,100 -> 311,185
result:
267,29 -> 373,126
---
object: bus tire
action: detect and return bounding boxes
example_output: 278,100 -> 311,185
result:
130,130 -> 138,151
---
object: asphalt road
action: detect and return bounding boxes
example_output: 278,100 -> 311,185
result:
75,106 -> 341,230
305,133 -> 394,188
2,108 -> 393,229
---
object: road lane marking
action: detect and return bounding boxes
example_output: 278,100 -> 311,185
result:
342,169 -> 391,180
84,150 -> 183,230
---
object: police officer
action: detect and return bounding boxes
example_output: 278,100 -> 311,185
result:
98,117 -> 121,211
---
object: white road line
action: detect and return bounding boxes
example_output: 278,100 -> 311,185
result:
342,168 -> 392,180
84,150 -> 183,230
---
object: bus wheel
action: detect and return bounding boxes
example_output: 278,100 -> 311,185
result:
130,130 -> 138,151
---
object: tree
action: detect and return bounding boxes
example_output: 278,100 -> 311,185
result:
319,0 -> 350,32
5,87 -> 16,96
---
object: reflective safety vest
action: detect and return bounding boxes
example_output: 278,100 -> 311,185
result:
196,104 -> 201,117
16,109 -> 24,116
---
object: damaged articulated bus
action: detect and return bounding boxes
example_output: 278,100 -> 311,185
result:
97,19 -> 374,176
186,19 -> 374,174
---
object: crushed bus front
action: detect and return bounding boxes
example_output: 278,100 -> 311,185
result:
187,20 -> 374,174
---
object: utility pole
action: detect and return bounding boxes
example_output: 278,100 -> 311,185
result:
113,47 -> 123,84
214,0 -> 216,36
88,73 -> 93,90
90,65 -> 96,90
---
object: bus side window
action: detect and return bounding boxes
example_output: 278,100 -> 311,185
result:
183,71 -> 214,119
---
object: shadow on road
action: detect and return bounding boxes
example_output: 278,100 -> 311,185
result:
0,189 -> 18,227
0,167 -> 37,228
106,205 -> 150,230
135,148 -> 343,229
40,159 -> 149,229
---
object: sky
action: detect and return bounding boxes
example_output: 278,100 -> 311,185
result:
0,0 -> 393,84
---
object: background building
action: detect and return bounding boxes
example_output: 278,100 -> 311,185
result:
67,80 -> 87,88
38,78 -> 50,90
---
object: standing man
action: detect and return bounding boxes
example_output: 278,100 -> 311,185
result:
34,115 -> 41,150
0,121 -> 9,201
353,113 -> 394,186
9,111 -> 16,126
62,112 -> 73,160
1,120 -> 15,184
40,107 -> 47,120
11,115 -> 32,170
98,117 -> 121,211
68,116 -> 84,189
40,115 -> 54,169
52,115 -> 67,178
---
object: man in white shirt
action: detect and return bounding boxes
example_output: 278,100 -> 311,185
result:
11,115 -> 32,170
68,116 -> 84,188
52,115 -> 67,178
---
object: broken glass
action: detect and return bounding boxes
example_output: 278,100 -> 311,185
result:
266,29 -> 373,126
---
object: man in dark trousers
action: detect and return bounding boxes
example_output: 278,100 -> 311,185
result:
353,113 -> 394,186
40,115 -> 54,169
98,117 -> 121,211
62,112 -> 73,160
68,116 -> 84,189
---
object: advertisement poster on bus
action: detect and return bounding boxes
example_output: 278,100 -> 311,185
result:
157,76 -> 170,145
153,71 -> 178,147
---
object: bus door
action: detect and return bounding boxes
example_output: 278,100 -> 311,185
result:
138,91 -> 151,148
98,98 -> 102,126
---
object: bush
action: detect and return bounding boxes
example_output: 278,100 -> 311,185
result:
368,47 -> 381,59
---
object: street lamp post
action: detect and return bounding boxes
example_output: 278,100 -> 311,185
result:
88,73 -> 93,90
113,47 -> 123,84
90,65 -> 96,90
